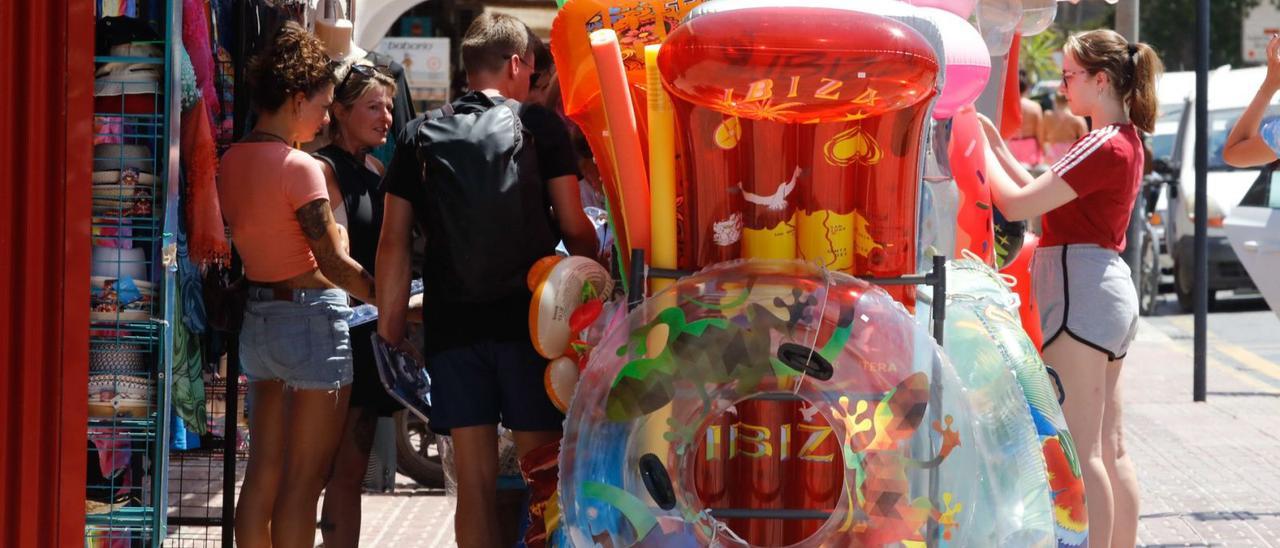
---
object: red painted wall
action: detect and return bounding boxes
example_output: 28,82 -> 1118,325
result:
0,0 -> 94,545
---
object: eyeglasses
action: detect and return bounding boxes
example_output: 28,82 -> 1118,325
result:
337,63 -> 390,94
1061,69 -> 1089,89
513,54 -> 545,88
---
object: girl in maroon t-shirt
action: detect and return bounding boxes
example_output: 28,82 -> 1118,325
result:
978,30 -> 1164,548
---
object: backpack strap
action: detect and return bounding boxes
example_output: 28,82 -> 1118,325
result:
427,102 -> 456,120
497,100 -> 525,150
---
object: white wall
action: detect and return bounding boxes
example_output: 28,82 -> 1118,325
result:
356,0 -> 426,51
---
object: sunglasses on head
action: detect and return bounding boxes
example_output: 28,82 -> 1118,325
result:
338,63 -> 390,93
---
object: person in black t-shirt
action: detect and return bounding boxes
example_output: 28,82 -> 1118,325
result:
375,13 -> 597,547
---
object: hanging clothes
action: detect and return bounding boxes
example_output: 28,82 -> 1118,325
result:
231,0 -> 293,138
181,98 -> 230,265
179,47 -> 201,111
183,0 -> 221,130
171,250 -> 208,436
208,0 -> 238,144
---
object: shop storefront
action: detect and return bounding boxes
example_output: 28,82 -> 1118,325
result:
1,0 -> 565,544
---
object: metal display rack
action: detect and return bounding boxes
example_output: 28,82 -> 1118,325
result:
86,0 -> 180,545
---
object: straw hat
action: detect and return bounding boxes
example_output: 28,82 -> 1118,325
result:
87,374 -> 154,418
90,275 -> 156,322
92,143 -> 153,173
91,247 -> 148,280
93,168 -> 156,187
90,342 -> 149,375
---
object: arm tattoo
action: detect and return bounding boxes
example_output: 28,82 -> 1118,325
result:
296,199 -> 333,241
297,198 -> 375,300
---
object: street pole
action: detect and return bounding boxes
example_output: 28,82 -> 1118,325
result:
1193,0 -> 1209,402
1116,0 -> 1139,42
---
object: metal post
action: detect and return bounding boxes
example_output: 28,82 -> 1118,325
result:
223,342 -> 240,547
926,254 -> 946,547
628,249 -> 646,311
1193,0 -> 1209,402
1115,0 -> 1140,42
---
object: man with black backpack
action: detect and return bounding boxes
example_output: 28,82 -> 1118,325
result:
375,12 -> 597,547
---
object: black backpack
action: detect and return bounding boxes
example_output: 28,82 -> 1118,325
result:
411,93 -> 560,302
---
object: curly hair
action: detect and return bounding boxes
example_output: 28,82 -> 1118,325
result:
248,21 -> 337,113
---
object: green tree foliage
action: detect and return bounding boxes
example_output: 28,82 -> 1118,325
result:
1140,0 -> 1280,70
1021,27 -> 1065,83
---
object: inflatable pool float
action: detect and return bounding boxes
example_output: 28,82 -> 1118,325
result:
559,260 -> 1055,547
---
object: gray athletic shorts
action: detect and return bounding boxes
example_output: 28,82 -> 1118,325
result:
1032,244 -> 1139,360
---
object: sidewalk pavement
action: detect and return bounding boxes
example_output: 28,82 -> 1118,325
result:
348,316 -> 1280,547
1125,319 -> 1280,547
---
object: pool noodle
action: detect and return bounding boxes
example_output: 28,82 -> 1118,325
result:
645,45 -> 676,293
589,29 -> 651,275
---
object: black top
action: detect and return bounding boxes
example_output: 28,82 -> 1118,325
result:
312,144 -> 384,274
381,92 -> 581,352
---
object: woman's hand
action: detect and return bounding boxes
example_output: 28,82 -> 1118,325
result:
1223,34 -> 1280,167
976,112 -> 1002,147
1264,34 -> 1280,92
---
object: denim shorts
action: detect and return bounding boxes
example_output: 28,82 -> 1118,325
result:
240,287 -> 354,390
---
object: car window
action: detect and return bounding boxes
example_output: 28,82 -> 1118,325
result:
1209,108 -> 1280,171
1151,133 -> 1175,162
1239,162 -> 1280,209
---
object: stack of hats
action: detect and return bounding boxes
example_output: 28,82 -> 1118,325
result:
91,342 -> 150,376
91,246 -> 148,280
88,374 -> 154,418
91,276 -> 155,322
92,143 -> 154,220
94,42 -> 162,115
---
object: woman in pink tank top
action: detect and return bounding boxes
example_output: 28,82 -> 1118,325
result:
217,22 -> 374,548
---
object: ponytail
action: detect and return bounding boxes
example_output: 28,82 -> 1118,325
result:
1127,42 -> 1163,134
1064,30 -> 1165,133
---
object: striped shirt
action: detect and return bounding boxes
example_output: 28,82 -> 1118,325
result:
1042,123 -> 1144,252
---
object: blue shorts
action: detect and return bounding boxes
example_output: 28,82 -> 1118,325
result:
240,287 -> 354,391
425,339 -> 565,435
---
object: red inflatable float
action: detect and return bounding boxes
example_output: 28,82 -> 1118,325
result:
658,3 -> 939,306
948,105 -> 996,265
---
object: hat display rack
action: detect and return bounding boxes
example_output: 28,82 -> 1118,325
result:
86,0 -> 177,545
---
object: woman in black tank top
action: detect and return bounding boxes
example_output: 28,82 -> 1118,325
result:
313,62 -> 403,547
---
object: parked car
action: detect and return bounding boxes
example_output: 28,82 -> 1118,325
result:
1224,162 -> 1280,316
1161,67 -> 1270,310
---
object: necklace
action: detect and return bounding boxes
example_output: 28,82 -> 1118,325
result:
246,130 -> 291,145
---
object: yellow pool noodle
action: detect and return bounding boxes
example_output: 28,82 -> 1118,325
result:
645,45 -> 676,293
